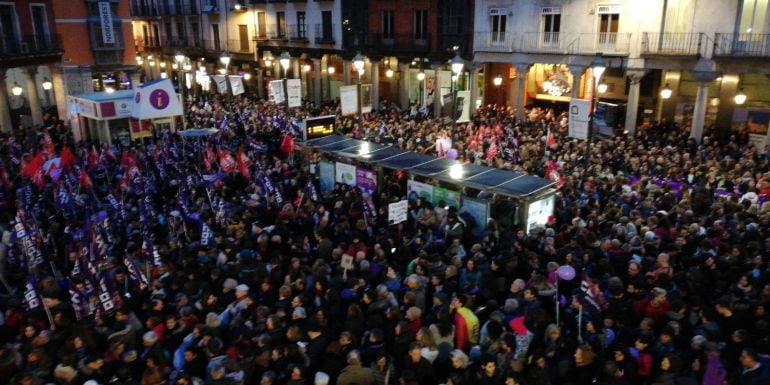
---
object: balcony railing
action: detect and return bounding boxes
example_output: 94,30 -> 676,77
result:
522,32 -> 631,55
287,24 -> 309,41
267,24 -> 287,40
474,31 -> 515,52
367,33 -> 431,53
201,39 -> 222,52
227,39 -> 252,53
642,32 -> 703,56
714,33 -> 770,57
0,34 -> 62,56
314,24 -> 335,44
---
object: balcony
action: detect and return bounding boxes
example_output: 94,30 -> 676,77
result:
267,24 -> 287,40
0,34 -> 62,56
314,24 -> 335,44
474,31 -> 515,53
367,33 -> 431,54
642,32 -> 703,56
227,39 -> 253,53
287,24 -> 309,42
714,33 -> 770,58
523,32 -> 631,55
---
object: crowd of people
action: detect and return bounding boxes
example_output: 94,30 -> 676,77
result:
0,92 -> 769,385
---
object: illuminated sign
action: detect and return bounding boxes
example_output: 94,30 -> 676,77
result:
542,7 -> 561,14
489,8 -> 509,15
305,115 -> 336,141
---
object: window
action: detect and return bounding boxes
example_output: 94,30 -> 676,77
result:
142,25 -> 149,46
176,21 -> 185,41
382,11 -> 394,40
257,12 -> 266,37
542,8 -> 561,46
414,10 -> 428,40
30,4 -> 49,38
738,0 -> 768,34
0,4 -> 19,52
165,22 -> 173,41
191,22 -> 199,45
238,25 -> 249,51
662,0 -> 693,33
212,23 -> 220,50
321,11 -> 332,40
152,24 -> 160,46
297,11 -> 306,39
490,11 -> 506,42
277,12 -> 286,38
599,13 -> 619,46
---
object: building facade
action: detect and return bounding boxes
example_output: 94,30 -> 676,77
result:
0,0 -> 63,132
473,0 -> 770,142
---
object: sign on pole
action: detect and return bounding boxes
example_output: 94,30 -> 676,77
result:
388,200 -> 408,225
340,85 -> 358,116
568,99 -> 590,140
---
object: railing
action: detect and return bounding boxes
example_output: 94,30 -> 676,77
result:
474,31 -> 515,52
267,24 -> 287,40
314,24 -> 335,44
522,32 -> 631,55
287,24 -> 309,41
0,34 -> 62,56
367,33 -> 431,53
227,39 -> 252,53
642,32 -> 702,56
713,33 -> 770,57
164,37 -> 193,48
201,39 -> 222,52
94,50 -> 123,65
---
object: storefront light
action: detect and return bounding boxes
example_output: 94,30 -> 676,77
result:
493,75 -> 503,86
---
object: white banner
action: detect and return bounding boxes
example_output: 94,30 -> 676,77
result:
287,79 -> 302,107
569,99 -> 590,140
269,80 -> 284,103
388,200 -> 408,225
98,1 -> 115,44
211,75 -> 228,94
335,162 -> 356,186
229,76 -> 245,96
456,90 -> 471,123
340,85 -> 358,116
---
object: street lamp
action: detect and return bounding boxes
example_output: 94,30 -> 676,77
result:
353,52 -> 365,122
220,51 -> 231,70
450,54 -> 465,127
493,75 -> 503,86
660,83 -> 672,99
327,66 -> 335,74
597,82 -> 608,94
585,53 -> 606,171
385,69 -> 394,78
11,82 -> 22,96
42,77 -> 52,107
734,88 -> 747,105
280,51 -> 291,109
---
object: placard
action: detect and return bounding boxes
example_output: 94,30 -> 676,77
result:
340,85 -> 358,116
319,161 -> 335,193
269,80 -> 284,103
287,79 -> 302,107
568,99 -> 590,140
526,194 -> 555,233
456,90 -> 471,123
355,167 -> 377,195
407,180 -> 434,202
335,162 -> 356,187
388,200 -> 408,224
341,254 -> 354,270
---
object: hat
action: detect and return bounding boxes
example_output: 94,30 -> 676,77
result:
293,307 -> 307,319
142,331 -> 158,345
651,287 -> 667,298
235,284 -> 250,293
509,316 -> 528,336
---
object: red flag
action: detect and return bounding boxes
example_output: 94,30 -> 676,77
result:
203,145 -> 216,171
60,146 -> 77,170
218,150 -> 236,174
88,146 -> 100,168
236,148 -> 252,179
78,170 -> 93,188
546,127 -> 556,148
280,134 -> 295,154
120,151 -> 138,169
546,160 -> 565,189
486,137 -> 499,162
21,153 -> 45,178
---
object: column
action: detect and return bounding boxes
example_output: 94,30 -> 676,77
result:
24,67 -> 43,127
321,56 -> 329,101
52,66 -> 68,121
343,60 -> 351,85
257,68 -> 265,99
371,61 -> 380,110
312,58 -> 321,106
624,70 -> 645,137
691,82 -> 709,144
292,59 -> 300,80
568,65 -> 585,99
469,67 -> 480,116
0,70 -> 12,132
514,63 -> 531,123
399,62 -> 410,109
432,64 -> 442,118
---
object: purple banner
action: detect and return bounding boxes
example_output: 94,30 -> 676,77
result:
355,167 -> 377,196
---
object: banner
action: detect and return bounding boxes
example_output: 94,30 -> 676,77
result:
433,187 -> 461,209
335,162 -> 356,187
129,119 -> 153,140
569,99 -> 590,140
456,90 -> 471,123
525,194 -> 555,234
269,80 -> 284,103
388,200 -> 408,225
132,78 -> 183,120
340,85 -> 358,116
355,167 -> 377,195
407,180 -> 434,202
361,84 -> 373,113
212,75 -> 228,94
319,161 -> 335,194
98,1 -> 115,44
287,79 -> 302,107
229,75 -> 245,96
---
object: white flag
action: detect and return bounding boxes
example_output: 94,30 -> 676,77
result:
229,76 -> 245,96
212,75 -> 228,94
